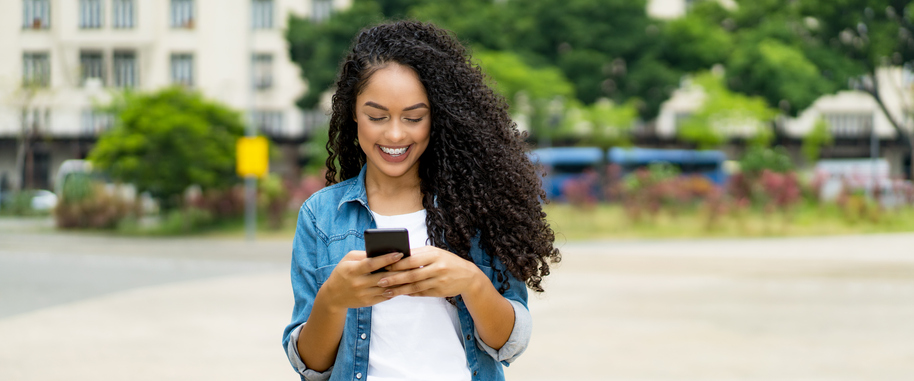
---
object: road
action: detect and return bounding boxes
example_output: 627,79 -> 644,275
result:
1,218 -> 913,380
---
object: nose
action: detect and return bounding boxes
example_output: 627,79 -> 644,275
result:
385,119 -> 406,142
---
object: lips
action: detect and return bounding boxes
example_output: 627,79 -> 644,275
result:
377,144 -> 410,163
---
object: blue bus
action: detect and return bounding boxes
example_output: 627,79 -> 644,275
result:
528,147 -> 603,200
529,146 -> 728,201
607,147 -> 727,185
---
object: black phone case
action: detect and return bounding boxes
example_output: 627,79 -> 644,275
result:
364,228 -> 410,273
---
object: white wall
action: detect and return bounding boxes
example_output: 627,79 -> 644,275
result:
0,0 -> 347,189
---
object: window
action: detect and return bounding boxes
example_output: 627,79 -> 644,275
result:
112,0 -> 135,29
251,0 -> 273,29
171,0 -> 195,28
113,51 -> 137,88
22,52 -> 50,87
81,109 -> 115,136
80,51 -> 105,86
250,110 -> 284,136
312,0 -> 332,22
252,54 -> 273,90
22,0 -> 51,29
822,112 -> 873,138
79,0 -> 103,29
170,54 -> 194,87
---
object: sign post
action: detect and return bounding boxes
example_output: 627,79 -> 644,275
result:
237,136 -> 268,240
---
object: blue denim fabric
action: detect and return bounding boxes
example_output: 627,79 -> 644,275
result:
282,165 -> 531,381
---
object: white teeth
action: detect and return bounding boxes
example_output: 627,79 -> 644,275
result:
380,146 -> 407,155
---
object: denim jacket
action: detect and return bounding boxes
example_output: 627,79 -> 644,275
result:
282,165 -> 532,381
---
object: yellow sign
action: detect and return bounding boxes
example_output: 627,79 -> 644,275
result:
236,136 -> 269,177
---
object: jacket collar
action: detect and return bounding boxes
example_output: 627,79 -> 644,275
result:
338,164 -> 369,211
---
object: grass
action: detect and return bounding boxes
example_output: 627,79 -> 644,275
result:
543,202 -> 914,241
179,202 -> 914,242
21,202 -> 914,241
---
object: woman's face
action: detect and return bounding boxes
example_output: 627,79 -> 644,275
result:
355,63 -> 431,183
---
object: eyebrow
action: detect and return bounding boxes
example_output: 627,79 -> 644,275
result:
364,101 -> 429,112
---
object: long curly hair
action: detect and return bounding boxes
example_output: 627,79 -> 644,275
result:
325,20 -> 560,292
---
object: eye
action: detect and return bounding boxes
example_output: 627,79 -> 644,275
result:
405,117 -> 424,123
368,116 -> 386,122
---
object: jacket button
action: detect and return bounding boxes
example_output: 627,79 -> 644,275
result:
360,333 -> 367,340
356,372 -> 362,379
473,371 -> 478,376
466,334 -> 471,341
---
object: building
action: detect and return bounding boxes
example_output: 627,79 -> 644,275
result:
0,0 -> 346,191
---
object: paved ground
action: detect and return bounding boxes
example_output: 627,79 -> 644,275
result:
1,218 -> 913,380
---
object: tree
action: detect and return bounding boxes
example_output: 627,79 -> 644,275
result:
801,118 -> 835,164
287,0 -> 682,120
286,0 -> 382,109
475,50 -> 575,140
682,0 -> 914,178
679,71 -> 778,149
795,0 -> 914,179
88,87 -> 245,210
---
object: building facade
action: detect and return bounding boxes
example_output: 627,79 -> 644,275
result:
0,0 -> 346,191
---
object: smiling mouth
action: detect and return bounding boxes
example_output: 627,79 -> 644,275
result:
379,145 -> 408,156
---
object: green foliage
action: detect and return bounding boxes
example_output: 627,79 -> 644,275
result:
559,98 -> 639,148
739,145 -> 794,175
302,125 -> 330,176
158,207 -> 215,235
801,118 -> 835,163
475,50 -> 575,106
726,36 -> 838,115
285,0 -> 679,120
660,10 -> 734,73
88,87 -> 245,210
679,72 -> 778,149
0,192 -> 39,216
61,173 -> 94,203
286,0 -> 383,108
623,162 -> 681,193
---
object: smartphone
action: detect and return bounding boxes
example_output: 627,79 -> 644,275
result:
364,228 -> 410,273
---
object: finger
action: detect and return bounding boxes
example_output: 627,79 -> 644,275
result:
377,266 -> 433,288
364,252 -> 405,274
386,251 -> 436,271
384,279 -> 436,298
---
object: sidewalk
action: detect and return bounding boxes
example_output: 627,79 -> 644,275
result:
2,231 -> 914,380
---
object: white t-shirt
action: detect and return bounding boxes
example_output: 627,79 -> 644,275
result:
368,209 -> 472,381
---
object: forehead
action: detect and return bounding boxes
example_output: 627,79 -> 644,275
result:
357,63 -> 428,106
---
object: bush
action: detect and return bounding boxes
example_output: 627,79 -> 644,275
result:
54,181 -> 132,229
156,207 -> 215,235
1,191 -> 39,216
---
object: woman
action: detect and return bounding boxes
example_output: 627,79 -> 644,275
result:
282,20 -> 560,381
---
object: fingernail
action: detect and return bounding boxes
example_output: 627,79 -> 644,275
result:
383,289 -> 393,298
394,253 -> 404,260
378,278 -> 389,287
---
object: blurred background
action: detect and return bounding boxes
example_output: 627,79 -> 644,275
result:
1,0 -> 914,380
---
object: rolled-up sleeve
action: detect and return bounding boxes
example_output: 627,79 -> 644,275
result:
282,205 -> 332,380
286,323 -> 333,381
474,257 -> 532,365
473,298 -> 532,365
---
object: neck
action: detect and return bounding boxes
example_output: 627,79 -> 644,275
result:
364,167 -> 424,215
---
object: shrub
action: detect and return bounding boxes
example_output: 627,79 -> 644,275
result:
55,182 -> 132,229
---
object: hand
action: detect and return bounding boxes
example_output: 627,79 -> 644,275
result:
318,250 -> 405,311
378,246 -> 485,298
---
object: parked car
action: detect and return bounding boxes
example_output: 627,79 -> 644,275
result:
30,189 -> 59,211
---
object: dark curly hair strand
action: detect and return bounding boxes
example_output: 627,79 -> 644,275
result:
325,20 -> 560,293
